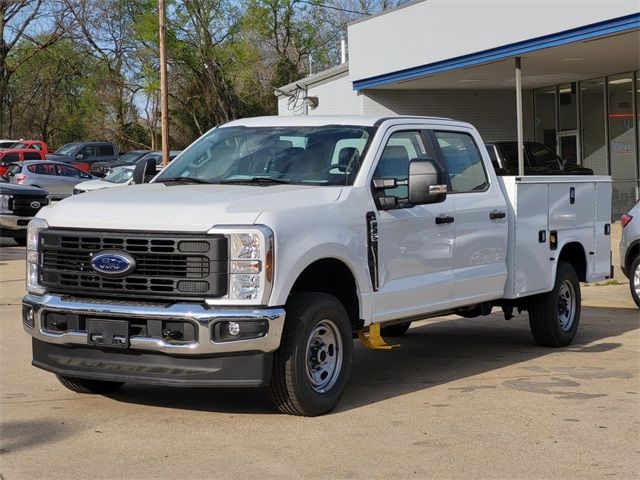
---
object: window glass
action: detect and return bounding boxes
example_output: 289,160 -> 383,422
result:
98,145 -> 115,156
534,88 -> 557,152
156,126 -> 375,186
56,165 -> 82,177
526,144 -> 562,170
54,144 -> 78,155
558,83 -> 577,131
31,163 -> 55,175
580,78 -> 607,175
608,73 -> 637,217
23,152 -> 42,160
104,168 -> 134,184
80,145 -> 96,157
2,153 -> 19,162
434,131 -> 488,192
373,131 -> 427,198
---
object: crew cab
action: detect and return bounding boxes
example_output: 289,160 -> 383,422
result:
21,116 -> 612,416
11,140 -> 49,155
46,141 -> 118,166
0,148 -> 46,176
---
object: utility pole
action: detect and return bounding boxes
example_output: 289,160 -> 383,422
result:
159,0 -> 170,167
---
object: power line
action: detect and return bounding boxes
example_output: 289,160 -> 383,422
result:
298,1 -> 369,16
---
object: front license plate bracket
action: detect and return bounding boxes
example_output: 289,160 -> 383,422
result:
86,319 -> 130,348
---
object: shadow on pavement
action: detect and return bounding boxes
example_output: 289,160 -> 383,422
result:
0,244 -> 25,263
0,419 -> 79,454
107,305 -> 639,415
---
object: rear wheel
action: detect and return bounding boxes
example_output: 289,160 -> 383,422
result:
270,292 -> 353,416
528,261 -> 581,347
57,375 -> 124,394
630,256 -> 640,308
381,322 -> 411,337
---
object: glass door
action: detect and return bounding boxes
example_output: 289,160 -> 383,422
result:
557,131 -> 579,167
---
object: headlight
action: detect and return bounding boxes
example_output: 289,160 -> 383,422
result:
207,225 -> 274,304
72,188 -> 84,195
26,217 -> 48,295
0,194 -> 12,214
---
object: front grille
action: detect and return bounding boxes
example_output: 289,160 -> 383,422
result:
12,195 -> 49,216
40,230 -> 228,300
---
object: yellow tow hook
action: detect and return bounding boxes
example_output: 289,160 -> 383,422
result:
357,323 -> 400,350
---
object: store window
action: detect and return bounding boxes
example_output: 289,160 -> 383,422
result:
558,83 -> 577,131
534,89 -> 556,152
580,79 -> 607,175
608,73 -> 637,216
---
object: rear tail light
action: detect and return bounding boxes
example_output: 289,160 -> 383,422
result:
15,174 -> 26,182
621,214 -> 633,228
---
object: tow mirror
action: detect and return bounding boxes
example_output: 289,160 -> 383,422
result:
407,158 -> 447,205
133,158 -> 157,184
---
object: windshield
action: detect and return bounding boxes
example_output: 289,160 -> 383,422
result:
527,144 -> 562,170
155,125 -> 376,186
54,143 -> 78,155
104,168 -> 134,184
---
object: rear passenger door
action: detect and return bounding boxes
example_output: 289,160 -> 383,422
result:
429,129 -> 508,306
371,127 -> 456,322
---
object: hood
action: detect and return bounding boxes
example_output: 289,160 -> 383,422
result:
75,179 -> 124,192
0,182 -> 48,196
39,183 -> 343,232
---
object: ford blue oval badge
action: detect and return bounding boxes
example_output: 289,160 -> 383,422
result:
91,251 -> 135,276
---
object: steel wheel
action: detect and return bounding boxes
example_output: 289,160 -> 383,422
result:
305,319 -> 343,393
633,261 -> 640,299
557,280 -> 576,332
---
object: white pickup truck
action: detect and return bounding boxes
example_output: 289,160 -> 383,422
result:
22,116 -> 612,416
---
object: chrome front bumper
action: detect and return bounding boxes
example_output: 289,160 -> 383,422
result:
0,214 -> 32,231
22,294 -> 285,356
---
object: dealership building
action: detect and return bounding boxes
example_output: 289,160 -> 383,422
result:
276,0 -> 640,216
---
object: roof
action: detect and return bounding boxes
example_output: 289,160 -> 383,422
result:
222,115 -> 460,128
276,63 -> 349,95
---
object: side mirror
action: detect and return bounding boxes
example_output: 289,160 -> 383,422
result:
133,158 -> 157,184
407,158 -> 447,205
75,153 -> 84,161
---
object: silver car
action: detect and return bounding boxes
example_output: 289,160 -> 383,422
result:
620,201 -> 640,308
5,160 -> 95,200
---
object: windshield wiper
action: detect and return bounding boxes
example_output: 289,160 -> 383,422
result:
159,176 -> 216,185
220,177 -> 292,185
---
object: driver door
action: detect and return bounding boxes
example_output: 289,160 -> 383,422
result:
371,128 -> 455,323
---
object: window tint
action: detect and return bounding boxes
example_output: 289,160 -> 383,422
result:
98,145 -> 115,156
2,153 -> 20,162
24,152 -> 42,160
55,165 -> 82,177
526,143 -> 561,170
30,163 -> 56,175
373,131 -> 428,199
80,145 -> 96,157
434,131 -> 488,193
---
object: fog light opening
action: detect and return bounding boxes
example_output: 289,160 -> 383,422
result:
228,321 -> 240,336
213,320 -> 269,342
22,306 -> 35,328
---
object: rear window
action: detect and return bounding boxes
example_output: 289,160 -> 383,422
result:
2,153 -> 20,163
24,152 -> 42,160
98,145 -> 115,156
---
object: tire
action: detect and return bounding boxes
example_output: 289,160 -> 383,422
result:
528,261 -> 581,347
57,375 -> 124,394
13,236 -> 26,246
381,322 -> 411,337
270,292 -> 353,416
629,256 -> 640,308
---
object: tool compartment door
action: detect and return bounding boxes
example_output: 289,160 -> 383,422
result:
593,180 -> 613,281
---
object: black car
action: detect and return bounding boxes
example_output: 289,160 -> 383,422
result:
46,141 -> 119,166
485,141 -> 593,176
0,178 -> 49,245
90,150 -> 152,177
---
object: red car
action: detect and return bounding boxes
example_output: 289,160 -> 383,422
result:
0,149 -> 46,176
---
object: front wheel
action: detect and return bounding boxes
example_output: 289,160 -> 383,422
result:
270,292 -> 353,416
528,261 -> 581,347
629,256 -> 640,308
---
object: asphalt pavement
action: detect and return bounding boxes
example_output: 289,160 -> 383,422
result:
0,241 -> 638,479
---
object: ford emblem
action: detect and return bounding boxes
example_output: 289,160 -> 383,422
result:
91,251 -> 135,276
30,201 -> 41,209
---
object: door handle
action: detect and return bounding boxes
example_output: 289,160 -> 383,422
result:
489,211 -> 506,220
435,215 -> 455,224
